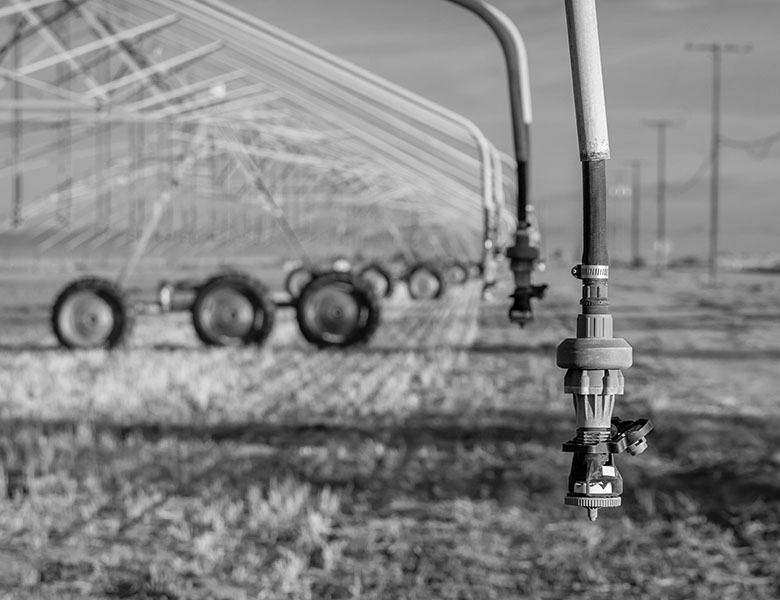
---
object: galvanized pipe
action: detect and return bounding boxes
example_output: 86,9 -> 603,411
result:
564,0 -> 610,163
444,0 -> 532,225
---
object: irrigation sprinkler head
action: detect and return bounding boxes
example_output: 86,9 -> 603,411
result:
507,226 -> 547,327
556,267 -> 653,520
556,0 -> 656,519
561,414 -> 654,521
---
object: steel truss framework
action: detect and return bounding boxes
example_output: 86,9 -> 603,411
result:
0,0 -> 515,277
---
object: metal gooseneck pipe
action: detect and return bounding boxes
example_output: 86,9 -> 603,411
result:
445,0 -> 532,226
444,0 -> 547,323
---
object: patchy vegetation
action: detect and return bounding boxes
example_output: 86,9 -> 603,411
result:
0,266 -> 778,599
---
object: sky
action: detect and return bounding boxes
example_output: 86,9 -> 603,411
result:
225,0 -> 780,260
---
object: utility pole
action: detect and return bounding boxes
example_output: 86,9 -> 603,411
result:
607,169 -> 630,264
641,119 -> 678,274
686,42 -> 751,284
624,159 -> 645,268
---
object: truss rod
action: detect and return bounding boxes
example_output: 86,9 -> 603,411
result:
18,13 -> 181,77
9,0 -> 106,100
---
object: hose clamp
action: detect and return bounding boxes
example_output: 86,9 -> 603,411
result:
571,264 -> 609,280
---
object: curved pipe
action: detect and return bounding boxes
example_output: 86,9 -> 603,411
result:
444,0 -> 533,225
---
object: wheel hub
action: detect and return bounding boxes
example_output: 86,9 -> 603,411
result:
409,271 -> 439,298
363,271 -> 389,296
205,289 -> 255,339
60,291 -> 114,347
306,286 -> 360,342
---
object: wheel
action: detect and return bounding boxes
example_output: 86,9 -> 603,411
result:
157,280 -> 174,313
284,265 -> 316,298
191,273 -> 276,347
51,277 -> 133,349
406,263 -> 446,300
357,262 -> 395,299
445,261 -> 470,285
296,271 -> 380,348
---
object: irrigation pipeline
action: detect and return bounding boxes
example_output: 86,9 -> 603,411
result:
189,0 -> 505,250
443,0 -> 532,226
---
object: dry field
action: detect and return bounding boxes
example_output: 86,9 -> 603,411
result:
0,263 -> 778,599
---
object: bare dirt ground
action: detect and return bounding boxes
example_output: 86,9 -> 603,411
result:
0,263 -> 778,599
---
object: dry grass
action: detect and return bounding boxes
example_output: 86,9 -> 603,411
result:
0,264 -> 778,598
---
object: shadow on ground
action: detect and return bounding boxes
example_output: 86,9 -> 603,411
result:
3,409 -> 778,524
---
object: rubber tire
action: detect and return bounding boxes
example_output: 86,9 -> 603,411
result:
445,261 -> 470,285
191,273 -> 276,347
51,277 -> 133,350
296,271 -> 381,348
284,266 -> 316,298
357,262 -> 395,299
406,262 -> 447,300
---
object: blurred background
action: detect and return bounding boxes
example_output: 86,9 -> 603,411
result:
244,0 -> 780,261
0,1 -> 778,599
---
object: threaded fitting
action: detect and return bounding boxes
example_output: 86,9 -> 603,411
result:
575,427 -> 611,444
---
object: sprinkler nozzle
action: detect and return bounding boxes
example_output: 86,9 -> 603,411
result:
507,227 -> 546,326
557,307 -> 653,519
508,284 -> 548,327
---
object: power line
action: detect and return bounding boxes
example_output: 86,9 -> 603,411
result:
668,154 -> 711,195
720,129 -> 780,159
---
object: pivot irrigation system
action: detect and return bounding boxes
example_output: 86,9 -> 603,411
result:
0,0 -> 516,350
0,0 -> 653,518
446,0 -> 653,519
